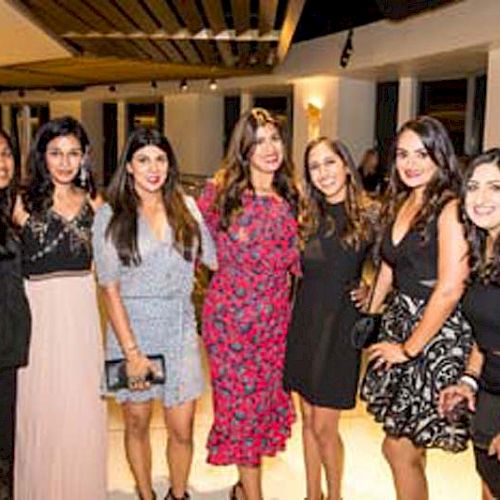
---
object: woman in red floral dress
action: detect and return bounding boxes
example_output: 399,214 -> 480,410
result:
197,108 -> 304,500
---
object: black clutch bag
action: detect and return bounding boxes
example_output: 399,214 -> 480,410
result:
350,313 -> 382,350
104,354 -> 166,391
350,261 -> 383,350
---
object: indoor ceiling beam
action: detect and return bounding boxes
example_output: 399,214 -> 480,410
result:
277,0 -> 306,62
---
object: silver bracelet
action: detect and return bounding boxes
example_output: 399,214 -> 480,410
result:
459,374 -> 479,393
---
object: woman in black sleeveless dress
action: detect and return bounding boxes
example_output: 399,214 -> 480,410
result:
360,116 -> 473,500
0,129 -> 30,500
284,138 -> 375,500
439,149 -> 500,498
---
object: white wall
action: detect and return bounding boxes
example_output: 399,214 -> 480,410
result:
292,76 -> 375,169
164,93 -> 223,176
484,47 -> 500,149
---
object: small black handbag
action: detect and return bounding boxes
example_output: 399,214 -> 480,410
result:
350,263 -> 383,350
104,354 -> 166,391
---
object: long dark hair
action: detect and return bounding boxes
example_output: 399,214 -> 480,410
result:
23,115 -> 96,215
384,115 -> 459,240
212,107 -> 307,241
0,129 -> 19,252
304,137 -> 374,249
106,127 -> 200,266
461,148 -> 500,285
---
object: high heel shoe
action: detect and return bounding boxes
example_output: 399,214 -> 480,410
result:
164,488 -> 191,500
229,481 -> 244,500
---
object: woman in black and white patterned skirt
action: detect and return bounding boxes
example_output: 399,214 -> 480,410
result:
360,116 -> 473,500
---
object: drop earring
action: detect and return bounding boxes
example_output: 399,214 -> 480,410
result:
79,162 -> 88,187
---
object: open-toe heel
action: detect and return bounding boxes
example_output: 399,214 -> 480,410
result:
165,488 -> 190,500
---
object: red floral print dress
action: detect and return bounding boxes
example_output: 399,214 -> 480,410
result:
197,183 -> 301,466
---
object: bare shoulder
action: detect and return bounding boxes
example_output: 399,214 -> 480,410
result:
438,198 -> 461,224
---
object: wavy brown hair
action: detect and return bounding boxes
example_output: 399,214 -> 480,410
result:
461,148 -> 500,285
106,128 -> 200,266
383,115 -> 459,241
304,137 -> 375,249
212,107 -> 307,241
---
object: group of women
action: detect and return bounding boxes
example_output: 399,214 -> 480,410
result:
0,107 -> 498,500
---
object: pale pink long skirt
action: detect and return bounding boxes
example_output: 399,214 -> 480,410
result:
15,274 -> 107,500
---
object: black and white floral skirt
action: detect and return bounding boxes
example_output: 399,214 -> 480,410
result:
360,291 -> 474,452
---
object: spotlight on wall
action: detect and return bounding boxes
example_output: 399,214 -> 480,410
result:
179,78 -> 188,92
209,78 -> 218,91
150,80 -> 158,89
339,29 -> 354,68
108,84 -> 116,92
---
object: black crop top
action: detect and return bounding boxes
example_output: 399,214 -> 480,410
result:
381,218 -> 438,299
22,201 -> 93,277
462,281 -> 500,352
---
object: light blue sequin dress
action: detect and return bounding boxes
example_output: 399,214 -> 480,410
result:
92,198 -> 216,407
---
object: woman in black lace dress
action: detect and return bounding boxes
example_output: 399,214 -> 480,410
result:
0,130 -> 30,500
14,117 -> 106,500
284,137 -> 375,500
360,116 -> 473,500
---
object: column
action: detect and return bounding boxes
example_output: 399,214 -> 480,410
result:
164,93 -> 224,176
484,47 -> 500,149
397,76 -> 418,128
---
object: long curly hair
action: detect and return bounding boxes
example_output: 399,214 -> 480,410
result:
106,127 -> 200,266
461,148 -> 500,285
23,116 -> 96,215
0,129 -> 19,251
212,107 -> 307,242
304,137 -> 375,249
383,115 -> 459,241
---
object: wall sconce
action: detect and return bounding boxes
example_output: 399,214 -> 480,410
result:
179,78 -> 188,92
307,103 -> 321,140
209,78 -> 218,91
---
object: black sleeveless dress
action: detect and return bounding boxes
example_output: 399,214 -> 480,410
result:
284,202 -> 369,408
361,217 -> 473,452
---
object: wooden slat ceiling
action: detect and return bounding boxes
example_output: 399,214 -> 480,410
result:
2,0 -> 306,90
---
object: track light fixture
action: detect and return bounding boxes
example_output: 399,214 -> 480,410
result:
108,84 -> 116,92
179,78 -> 188,92
150,80 -> 158,89
339,29 -> 354,68
18,89 -> 26,98
209,78 -> 217,91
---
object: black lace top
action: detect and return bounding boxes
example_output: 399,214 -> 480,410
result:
22,201 -> 93,277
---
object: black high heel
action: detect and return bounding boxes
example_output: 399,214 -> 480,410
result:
229,481 -> 243,500
164,487 -> 190,500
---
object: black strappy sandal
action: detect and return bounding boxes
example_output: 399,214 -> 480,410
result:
229,481 -> 244,500
164,487 -> 191,500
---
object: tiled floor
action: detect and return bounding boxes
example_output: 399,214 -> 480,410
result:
107,346 -> 481,500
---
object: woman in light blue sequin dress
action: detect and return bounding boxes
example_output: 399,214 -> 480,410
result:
92,128 -> 216,500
